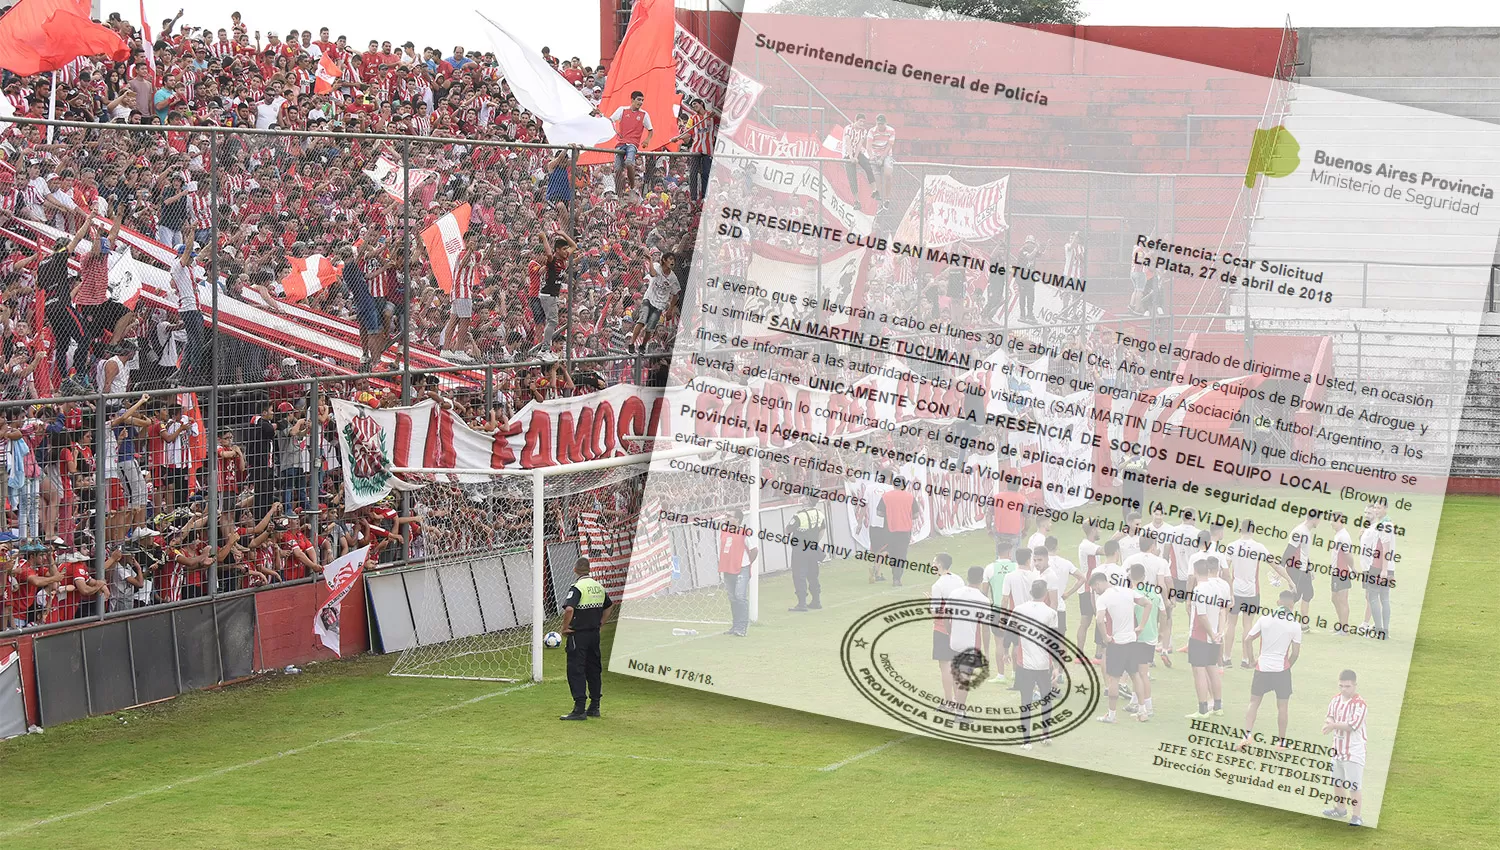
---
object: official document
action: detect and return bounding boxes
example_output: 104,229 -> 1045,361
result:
609,7 -> 1495,825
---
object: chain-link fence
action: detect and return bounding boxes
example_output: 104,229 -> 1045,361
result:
0,117 -> 705,637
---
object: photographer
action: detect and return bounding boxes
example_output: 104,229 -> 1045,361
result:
275,401 -> 312,516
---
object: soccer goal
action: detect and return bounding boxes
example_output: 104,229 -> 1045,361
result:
385,439 -> 761,683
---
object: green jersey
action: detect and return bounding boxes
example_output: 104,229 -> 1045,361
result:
986,559 -> 1016,605
1136,586 -> 1163,644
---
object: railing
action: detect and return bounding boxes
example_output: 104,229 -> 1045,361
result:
1186,14 -> 1301,333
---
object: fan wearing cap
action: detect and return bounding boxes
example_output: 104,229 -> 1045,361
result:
4,543 -> 61,629
275,515 -> 319,581
49,549 -> 109,624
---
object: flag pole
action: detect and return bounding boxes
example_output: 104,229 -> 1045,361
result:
46,71 -> 56,144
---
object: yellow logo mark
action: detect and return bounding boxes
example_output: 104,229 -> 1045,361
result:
1244,125 -> 1300,188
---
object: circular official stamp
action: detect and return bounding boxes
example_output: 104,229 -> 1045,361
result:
840,600 -> 1101,746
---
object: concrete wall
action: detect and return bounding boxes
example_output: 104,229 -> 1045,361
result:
1300,27 -> 1500,77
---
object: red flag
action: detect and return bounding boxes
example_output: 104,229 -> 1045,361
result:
421,204 -> 471,294
579,0 -> 679,167
0,0 -> 130,75
179,392 -> 206,492
314,54 -> 341,95
281,253 -> 341,301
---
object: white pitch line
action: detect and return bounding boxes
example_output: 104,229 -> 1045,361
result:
344,737 -> 820,771
0,681 -> 535,839
818,734 -> 917,772
631,585 -> 904,652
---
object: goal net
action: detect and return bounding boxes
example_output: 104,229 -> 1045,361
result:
387,440 -> 759,683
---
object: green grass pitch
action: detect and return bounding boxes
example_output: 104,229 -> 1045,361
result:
1,495 -> 1495,849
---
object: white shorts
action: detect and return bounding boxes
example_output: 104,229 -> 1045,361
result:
1332,759 -> 1364,792
119,460 -> 148,509
451,297 -> 473,319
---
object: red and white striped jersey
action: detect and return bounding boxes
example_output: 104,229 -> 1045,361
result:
210,40 -> 236,59
219,171 -> 248,197
189,189 -> 214,229
867,124 -> 897,157
842,122 -> 869,160
452,249 -> 478,300
1325,694 -> 1368,764
55,57 -> 88,86
688,112 -> 717,154
20,177 -> 48,210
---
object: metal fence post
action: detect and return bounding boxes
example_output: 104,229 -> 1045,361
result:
401,141 -> 413,404
565,145 -> 580,368
309,374 -> 320,554
206,378 -> 218,598
93,388 -> 107,601
207,134 -> 220,597
484,365 -> 494,420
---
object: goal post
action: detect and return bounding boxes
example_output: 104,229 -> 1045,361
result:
387,440 -> 761,683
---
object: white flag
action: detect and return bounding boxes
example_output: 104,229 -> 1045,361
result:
476,12 -> 614,146
107,245 -> 144,308
314,546 -> 370,656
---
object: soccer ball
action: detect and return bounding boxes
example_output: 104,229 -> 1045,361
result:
544,631 -> 563,648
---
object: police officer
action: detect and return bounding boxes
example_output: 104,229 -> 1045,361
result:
560,556 -> 614,721
786,496 -> 827,612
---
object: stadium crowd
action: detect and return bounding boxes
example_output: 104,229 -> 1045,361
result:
0,6 -> 704,629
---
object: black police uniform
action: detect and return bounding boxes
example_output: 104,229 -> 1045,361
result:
561,576 -> 613,719
787,506 -> 827,610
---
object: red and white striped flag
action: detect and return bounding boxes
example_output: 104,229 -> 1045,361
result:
281,253 -> 341,301
421,203 -> 470,295
577,501 -> 674,602
314,53 -> 340,95
139,0 -> 155,72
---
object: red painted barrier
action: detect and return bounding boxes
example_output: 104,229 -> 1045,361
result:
1447,478 -> 1500,496
253,576 -> 370,671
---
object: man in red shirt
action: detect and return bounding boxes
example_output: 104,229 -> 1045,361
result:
314,28 -> 337,58
5,544 -> 60,628
991,481 -> 1024,560
877,474 -> 917,587
717,508 -> 756,637
276,516 -> 319,581
608,91 -> 654,198
51,550 -> 108,624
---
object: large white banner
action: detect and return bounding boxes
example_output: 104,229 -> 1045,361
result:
722,134 -> 873,233
897,174 -> 1010,248
674,23 -> 764,137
